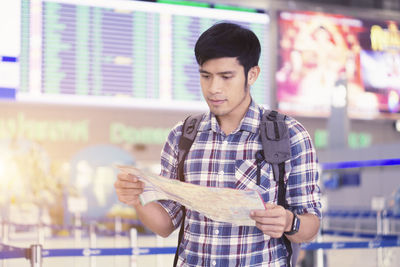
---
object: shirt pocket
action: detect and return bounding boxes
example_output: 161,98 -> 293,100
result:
235,159 -> 277,196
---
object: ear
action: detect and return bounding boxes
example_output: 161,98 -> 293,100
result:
247,66 -> 260,86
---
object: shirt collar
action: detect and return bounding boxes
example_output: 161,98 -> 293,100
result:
198,99 -> 261,134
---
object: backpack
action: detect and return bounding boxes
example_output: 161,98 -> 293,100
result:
173,110 -> 299,267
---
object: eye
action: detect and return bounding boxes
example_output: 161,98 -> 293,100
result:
201,74 -> 210,79
222,76 -> 232,80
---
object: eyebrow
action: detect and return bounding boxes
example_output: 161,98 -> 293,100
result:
199,69 -> 236,75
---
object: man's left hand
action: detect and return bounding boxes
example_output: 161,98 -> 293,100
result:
250,203 -> 292,238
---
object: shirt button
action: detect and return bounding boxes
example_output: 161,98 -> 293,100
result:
214,229 -> 219,235
218,171 -> 224,176
223,140 -> 228,145
212,260 -> 217,266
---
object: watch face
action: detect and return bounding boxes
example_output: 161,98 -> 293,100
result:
292,213 -> 300,232
285,212 -> 300,235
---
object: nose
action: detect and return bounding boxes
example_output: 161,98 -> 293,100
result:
208,77 -> 223,94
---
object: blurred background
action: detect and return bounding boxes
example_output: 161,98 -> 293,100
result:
0,0 -> 399,266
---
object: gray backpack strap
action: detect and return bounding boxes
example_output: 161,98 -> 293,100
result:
174,113 -> 203,267
260,110 -> 294,267
260,110 -> 291,182
177,113 -> 204,180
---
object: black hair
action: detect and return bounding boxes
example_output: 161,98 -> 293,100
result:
194,22 -> 261,77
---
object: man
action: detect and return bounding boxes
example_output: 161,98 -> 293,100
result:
115,22 -> 321,266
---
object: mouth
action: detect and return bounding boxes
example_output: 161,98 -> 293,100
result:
209,98 -> 226,105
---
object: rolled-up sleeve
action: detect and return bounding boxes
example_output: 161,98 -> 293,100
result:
157,122 -> 185,229
286,118 -> 322,219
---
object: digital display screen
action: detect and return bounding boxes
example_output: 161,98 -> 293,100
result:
0,1 -> 20,99
15,0 -> 270,109
359,20 -> 400,115
276,11 -> 400,118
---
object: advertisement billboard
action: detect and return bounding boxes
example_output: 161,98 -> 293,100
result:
276,10 -> 400,119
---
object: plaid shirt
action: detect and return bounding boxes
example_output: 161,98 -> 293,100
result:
159,101 -> 321,267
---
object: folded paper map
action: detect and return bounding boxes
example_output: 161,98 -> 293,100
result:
117,165 -> 266,226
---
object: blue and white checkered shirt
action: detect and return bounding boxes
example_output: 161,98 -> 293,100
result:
158,100 -> 321,267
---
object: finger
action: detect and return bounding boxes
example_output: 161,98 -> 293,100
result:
259,229 -> 284,239
255,223 -> 286,238
253,204 -> 286,217
264,208 -> 286,218
252,215 -> 283,225
255,222 -> 284,233
250,202 -> 279,215
118,172 -> 140,182
115,185 -> 144,194
250,209 -> 280,218
250,209 -> 268,217
115,179 -> 144,189
115,188 -> 144,196
115,190 -> 142,199
263,202 -> 277,209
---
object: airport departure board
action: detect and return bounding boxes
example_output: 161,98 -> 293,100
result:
15,0 -> 270,109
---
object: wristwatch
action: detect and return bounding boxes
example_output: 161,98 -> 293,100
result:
284,211 -> 300,235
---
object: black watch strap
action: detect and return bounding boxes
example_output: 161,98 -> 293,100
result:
285,211 -> 300,235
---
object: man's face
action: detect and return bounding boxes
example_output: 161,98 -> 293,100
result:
199,57 -> 257,120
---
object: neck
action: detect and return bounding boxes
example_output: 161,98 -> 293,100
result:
218,96 -> 251,135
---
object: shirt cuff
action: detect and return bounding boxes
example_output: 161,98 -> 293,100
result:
157,199 -> 184,229
293,205 -> 322,219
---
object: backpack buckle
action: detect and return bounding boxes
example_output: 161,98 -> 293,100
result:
266,110 -> 278,121
186,118 -> 198,134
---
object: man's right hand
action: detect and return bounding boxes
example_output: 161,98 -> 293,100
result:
114,172 -> 145,208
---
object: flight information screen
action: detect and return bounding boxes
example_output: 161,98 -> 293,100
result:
0,1 -> 20,99
15,0 -> 270,109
